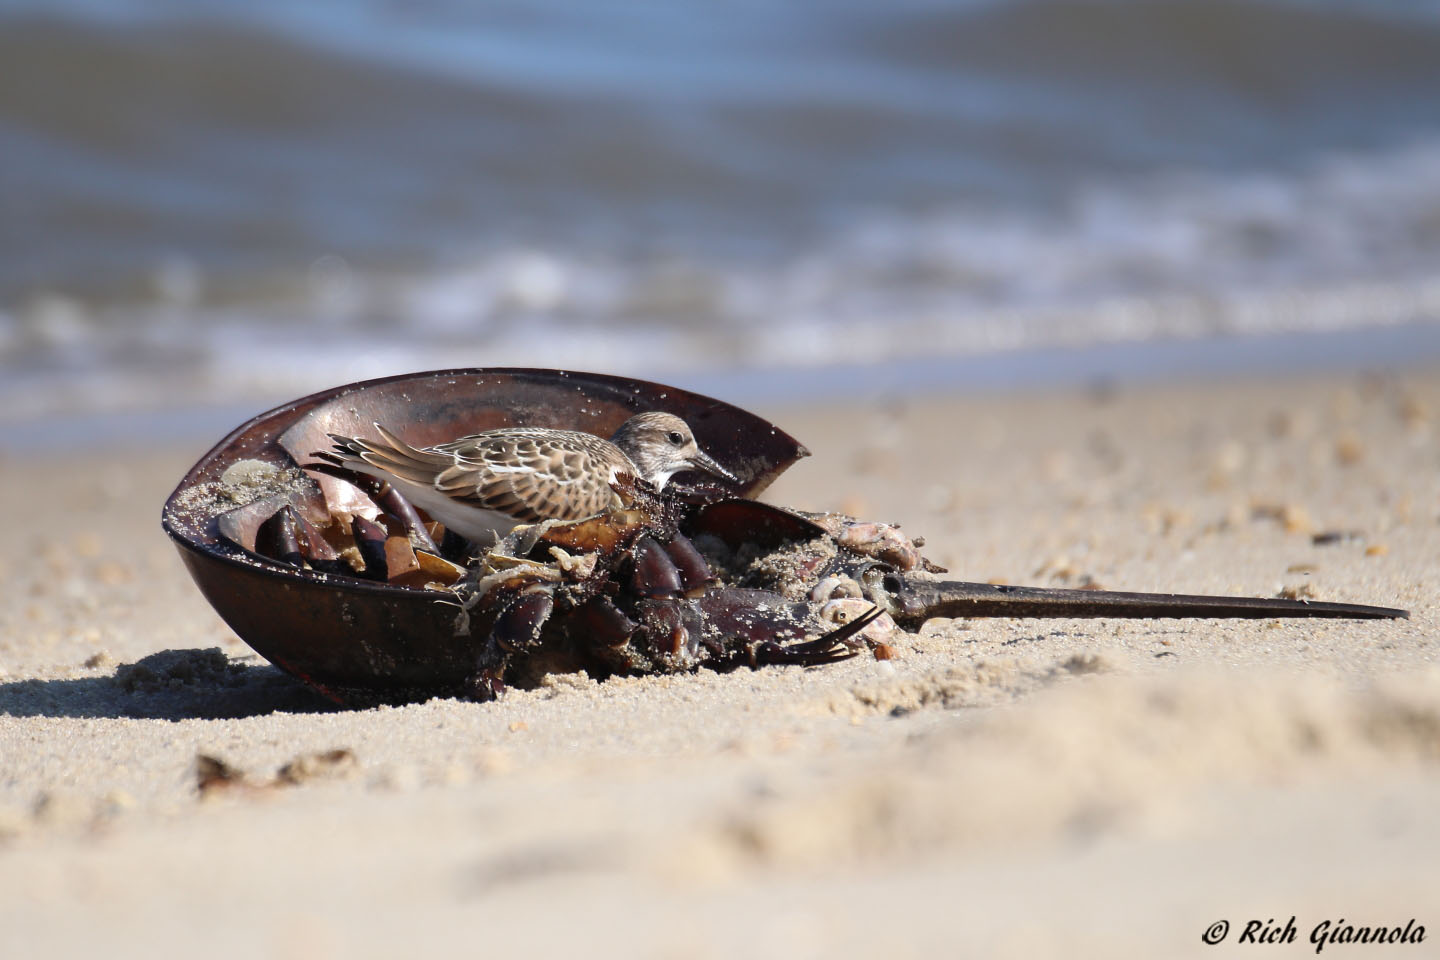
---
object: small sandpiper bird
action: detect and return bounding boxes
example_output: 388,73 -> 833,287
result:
318,412 -> 736,543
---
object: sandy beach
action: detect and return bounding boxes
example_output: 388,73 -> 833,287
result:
2,368 -> 1438,958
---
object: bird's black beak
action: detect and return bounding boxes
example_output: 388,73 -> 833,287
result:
688,449 -> 738,484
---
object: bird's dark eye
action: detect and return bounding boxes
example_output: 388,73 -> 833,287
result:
666,431 -> 684,446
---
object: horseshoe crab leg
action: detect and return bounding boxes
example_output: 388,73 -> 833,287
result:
869,575 -> 1409,625
748,605 -> 884,667
305,459 -> 441,554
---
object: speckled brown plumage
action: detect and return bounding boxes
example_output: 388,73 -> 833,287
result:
323,412 -> 734,543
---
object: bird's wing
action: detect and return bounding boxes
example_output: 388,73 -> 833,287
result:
427,428 -> 623,523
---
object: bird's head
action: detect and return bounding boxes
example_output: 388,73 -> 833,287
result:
610,412 -> 736,489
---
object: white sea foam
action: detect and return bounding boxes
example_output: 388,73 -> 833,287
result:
4,0 -> 1440,439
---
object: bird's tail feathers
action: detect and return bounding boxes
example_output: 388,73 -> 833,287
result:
320,425 -> 450,488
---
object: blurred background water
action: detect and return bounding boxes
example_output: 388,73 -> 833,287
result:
5,0 -> 1440,444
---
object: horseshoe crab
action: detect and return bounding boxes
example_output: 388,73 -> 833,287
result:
162,368 -> 1407,707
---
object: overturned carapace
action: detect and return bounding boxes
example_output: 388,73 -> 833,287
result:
164,368 -> 820,705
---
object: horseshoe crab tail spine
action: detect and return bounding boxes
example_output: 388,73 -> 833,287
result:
880,579 -> 1409,624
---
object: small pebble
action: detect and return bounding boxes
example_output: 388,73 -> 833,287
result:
277,748 -> 358,785
195,755 -> 247,797
1253,502 -> 1312,534
1397,394 -> 1429,429
1334,434 -> 1365,466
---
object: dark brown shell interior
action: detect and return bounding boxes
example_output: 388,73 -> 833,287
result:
161,368 -> 810,703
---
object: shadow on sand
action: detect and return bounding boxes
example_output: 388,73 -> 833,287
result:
0,648 -> 340,721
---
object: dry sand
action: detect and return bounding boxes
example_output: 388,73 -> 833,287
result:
2,369 -> 1438,958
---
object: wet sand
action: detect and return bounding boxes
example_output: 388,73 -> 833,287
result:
1,369 -> 1438,958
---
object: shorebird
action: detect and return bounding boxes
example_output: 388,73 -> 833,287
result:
317,412 -> 736,543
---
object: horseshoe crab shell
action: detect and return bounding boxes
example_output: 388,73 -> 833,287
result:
161,369 -> 809,703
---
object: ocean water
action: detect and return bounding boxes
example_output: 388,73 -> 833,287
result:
4,0 -> 1440,442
